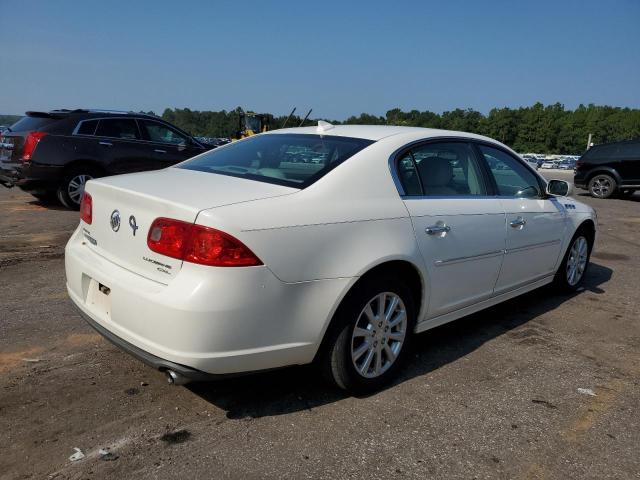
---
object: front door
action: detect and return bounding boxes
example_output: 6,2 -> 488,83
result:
477,144 -> 566,293
94,118 -> 157,174
397,141 -> 506,318
138,119 -> 203,167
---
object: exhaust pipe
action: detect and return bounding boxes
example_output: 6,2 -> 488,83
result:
165,369 -> 191,386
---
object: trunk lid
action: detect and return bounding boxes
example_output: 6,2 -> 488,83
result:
81,167 -> 297,283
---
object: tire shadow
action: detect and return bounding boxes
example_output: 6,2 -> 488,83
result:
189,263 -> 613,419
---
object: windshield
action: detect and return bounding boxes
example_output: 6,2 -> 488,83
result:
178,133 -> 374,188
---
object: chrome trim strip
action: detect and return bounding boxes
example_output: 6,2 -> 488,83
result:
434,249 -> 504,266
506,239 -> 561,254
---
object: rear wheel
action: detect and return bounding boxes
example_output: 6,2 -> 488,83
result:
57,166 -> 100,210
588,174 -> 616,199
554,229 -> 592,292
321,275 -> 416,394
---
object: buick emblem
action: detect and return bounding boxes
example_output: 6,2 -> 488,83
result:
129,215 -> 139,236
110,210 -> 121,232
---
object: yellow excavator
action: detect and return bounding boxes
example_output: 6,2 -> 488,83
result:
234,107 -> 311,140
235,110 -> 270,139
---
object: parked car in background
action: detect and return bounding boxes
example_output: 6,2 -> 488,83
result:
0,125 -> 9,134
574,139 -> 640,198
66,124 -> 596,393
524,158 -> 539,170
558,160 -> 576,170
0,109 -> 211,208
540,160 -> 557,169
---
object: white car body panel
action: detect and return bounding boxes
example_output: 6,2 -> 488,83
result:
65,125 -> 597,377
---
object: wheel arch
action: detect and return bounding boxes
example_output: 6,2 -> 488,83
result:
313,258 -> 426,362
585,167 -> 622,187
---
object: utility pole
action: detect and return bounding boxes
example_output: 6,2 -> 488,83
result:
587,133 -> 593,150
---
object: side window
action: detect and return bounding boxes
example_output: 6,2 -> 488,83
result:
479,145 -> 541,198
95,119 -> 140,140
76,120 -> 98,136
397,152 -> 422,195
140,120 -> 188,145
399,142 -> 487,196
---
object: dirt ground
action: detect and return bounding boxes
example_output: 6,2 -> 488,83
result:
0,171 -> 638,479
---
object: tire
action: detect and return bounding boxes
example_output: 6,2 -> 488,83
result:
57,166 -> 100,210
588,174 -> 617,199
554,228 -> 593,292
320,274 -> 416,394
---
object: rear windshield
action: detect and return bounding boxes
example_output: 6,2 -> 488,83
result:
9,116 -> 57,132
178,133 -> 374,188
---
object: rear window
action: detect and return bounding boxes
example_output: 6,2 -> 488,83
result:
178,134 -> 374,188
9,116 -> 56,132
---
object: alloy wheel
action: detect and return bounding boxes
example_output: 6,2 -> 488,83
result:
590,176 -> 612,198
67,174 -> 93,205
351,292 -> 407,378
566,236 -> 588,286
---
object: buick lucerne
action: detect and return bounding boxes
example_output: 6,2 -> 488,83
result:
65,123 -> 596,393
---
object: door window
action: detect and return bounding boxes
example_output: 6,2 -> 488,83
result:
95,119 -> 141,140
479,145 -> 542,198
139,120 -> 188,145
398,142 -> 487,196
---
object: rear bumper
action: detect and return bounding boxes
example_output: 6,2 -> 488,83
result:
71,301 -> 215,381
0,160 -> 62,192
65,227 -> 350,376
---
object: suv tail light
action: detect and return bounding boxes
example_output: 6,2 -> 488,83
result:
80,192 -> 92,224
147,218 -> 262,267
575,159 -> 585,169
22,131 -> 48,162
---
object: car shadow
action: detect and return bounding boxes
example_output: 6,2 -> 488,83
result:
576,192 -> 639,202
189,262 -> 613,419
27,198 -> 70,211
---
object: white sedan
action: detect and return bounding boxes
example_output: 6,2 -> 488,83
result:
65,123 -> 596,393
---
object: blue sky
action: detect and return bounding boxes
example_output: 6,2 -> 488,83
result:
0,0 -> 639,119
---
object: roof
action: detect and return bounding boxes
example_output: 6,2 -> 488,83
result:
269,124 -> 496,143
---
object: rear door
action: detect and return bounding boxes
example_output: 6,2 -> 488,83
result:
94,118 -> 157,174
138,119 -> 204,166
398,141 -> 506,318
613,141 -> 640,185
477,144 -> 566,293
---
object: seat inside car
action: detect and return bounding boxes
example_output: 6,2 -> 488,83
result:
418,156 -> 457,196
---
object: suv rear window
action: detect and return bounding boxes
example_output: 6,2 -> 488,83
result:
9,116 -> 56,132
178,134 -> 374,188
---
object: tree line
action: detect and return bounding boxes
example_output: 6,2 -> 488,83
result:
161,103 -> 640,154
3,103 -> 639,154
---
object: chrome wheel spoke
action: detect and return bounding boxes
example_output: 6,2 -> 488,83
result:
351,291 -> 407,379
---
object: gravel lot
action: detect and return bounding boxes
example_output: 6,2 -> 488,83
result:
1,170 -> 638,479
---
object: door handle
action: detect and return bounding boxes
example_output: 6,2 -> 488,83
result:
425,224 -> 451,236
154,149 -> 167,154
510,217 -> 526,228
99,141 -> 113,147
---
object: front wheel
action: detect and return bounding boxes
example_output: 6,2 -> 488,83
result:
321,276 -> 416,394
554,231 -> 592,292
57,168 -> 99,210
588,174 -> 616,199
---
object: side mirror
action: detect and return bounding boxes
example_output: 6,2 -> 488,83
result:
547,179 -> 573,197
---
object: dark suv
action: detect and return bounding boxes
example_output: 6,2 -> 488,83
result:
0,109 -> 210,208
574,139 -> 640,199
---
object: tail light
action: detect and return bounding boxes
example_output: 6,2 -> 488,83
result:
147,217 -> 262,267
575,160 -> 585,169
80,192 -> 92,224
22,131 -> 48,162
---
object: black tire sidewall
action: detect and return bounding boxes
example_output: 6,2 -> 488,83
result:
555,229 -> 593,292
326,275 -> 417,394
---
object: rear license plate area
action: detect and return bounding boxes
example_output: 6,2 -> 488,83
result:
85,278 -> 112,319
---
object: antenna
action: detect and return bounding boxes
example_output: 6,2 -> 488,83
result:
317,120 -> 335,133
298,109 -> 312,127
281,107 -> 296,128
